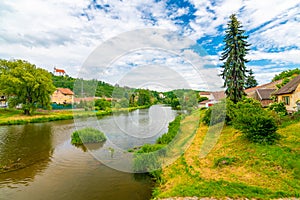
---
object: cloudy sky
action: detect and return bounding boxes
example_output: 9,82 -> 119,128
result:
0,0 -> 299,90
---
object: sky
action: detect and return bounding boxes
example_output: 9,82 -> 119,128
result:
0,0 -> 299,91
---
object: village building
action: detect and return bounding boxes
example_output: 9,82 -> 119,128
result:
51,88 -> 74,104
245,80 -> 281,107
273,75 -> 300,112
252,89 -> 276,107
198,91 -> 226,108
54,67 -> 66,76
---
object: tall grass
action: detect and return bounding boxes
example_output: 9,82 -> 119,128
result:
71,127 -> 106,145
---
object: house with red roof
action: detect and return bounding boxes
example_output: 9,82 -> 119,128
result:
51,88 -> 74,104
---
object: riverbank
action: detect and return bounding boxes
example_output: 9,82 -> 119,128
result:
0,105 -> 150,126
152,110 -> 300,200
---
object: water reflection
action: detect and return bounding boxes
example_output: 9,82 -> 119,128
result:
0,105 -> 175,200
0,124 -> 53,182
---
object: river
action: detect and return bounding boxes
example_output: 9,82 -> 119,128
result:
0,105 -> 177,200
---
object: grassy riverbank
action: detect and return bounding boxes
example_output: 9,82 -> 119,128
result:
0,105 -> 150,126
152,110 -> 300,199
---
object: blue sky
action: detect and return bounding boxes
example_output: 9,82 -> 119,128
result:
0,0 -> 299,90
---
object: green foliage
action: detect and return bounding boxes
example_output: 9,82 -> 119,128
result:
202,101 -> 227,126
276,77 -> 292,89
272,68 -> 300,82
52,74 -> 75,90
202,98 -> 280,144
137,89 -> 151,106
268,102 -> 288,117
156,115 -> 181,144
0,59 -> 56,115
220,14 -> 250,103
71,127 -> 106,145
198,96 -> 209,102
244,69 -> 258,89
214,157 -> 237,167
232,101 -> 280,144
94,99 -> 111,110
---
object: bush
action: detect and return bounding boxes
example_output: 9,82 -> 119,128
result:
71,127 -> 106,145
268,102 -> 288,117
202,98 -> 280,144
233,102 -> 280,144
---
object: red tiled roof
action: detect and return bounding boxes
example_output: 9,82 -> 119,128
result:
57,88 -> 74,95
211,91 -> 226,101
199,91 -> 211,95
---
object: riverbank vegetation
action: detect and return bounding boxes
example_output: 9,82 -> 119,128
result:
152,109 -> 300,199
71,127 -> 106,145
0,105 -> 150,125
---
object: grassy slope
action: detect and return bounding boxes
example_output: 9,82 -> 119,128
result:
153,110 -> 300,199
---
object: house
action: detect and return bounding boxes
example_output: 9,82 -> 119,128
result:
245,79 -> 282,98
54,67 -> 66,76
273,75 -> 300,112
199,91 -> 211,99
198,91 -> 226,108
245,80 -> 282,106
51,88 -> 74,104
253,89 -> 276,107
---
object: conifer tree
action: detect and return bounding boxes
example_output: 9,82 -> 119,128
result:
245,69 -> 258,89
220,14 -> 250,103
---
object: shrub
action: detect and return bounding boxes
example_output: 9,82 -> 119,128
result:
71,127 -> 106,145
268,102 -> 288,117
202,98 -> 280,144
233,102 -> 280,144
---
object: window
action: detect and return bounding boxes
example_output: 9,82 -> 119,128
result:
282,96 -> 290,105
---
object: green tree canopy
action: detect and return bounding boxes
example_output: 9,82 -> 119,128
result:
0,59 -> 55,115
272,68 -> 300,82
220,14 -> 250,103
245,69 -> 258,89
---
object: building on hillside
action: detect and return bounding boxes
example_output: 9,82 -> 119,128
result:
51,88 -> 74,104
273,75 -> 300,112
245,79 -> 282,98
54,67 -> 66,76
253,89 -> 276,107
199,91 -> 211,99
198,91 -> 226,108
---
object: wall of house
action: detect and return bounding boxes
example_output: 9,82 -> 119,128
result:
51,91 -> 73,104
291,84 -> 300,111
277,94 -> 293,111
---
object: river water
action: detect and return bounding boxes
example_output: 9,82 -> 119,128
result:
0,105 -> 177,200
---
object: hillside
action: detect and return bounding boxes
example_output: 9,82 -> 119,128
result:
153,110 -> 300,199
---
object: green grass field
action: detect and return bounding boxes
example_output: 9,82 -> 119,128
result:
153,110 -> 300,199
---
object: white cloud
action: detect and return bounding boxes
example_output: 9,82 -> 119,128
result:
0,0 -> 299,86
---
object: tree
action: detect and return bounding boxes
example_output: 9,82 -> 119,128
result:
0,59 -> 56,115
245,69 -> 258,89
220,14 -> 250,103
137,89 -> 151,106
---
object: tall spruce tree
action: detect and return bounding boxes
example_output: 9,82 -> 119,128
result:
220,14 -> 250,103
245,69 -> 258,89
